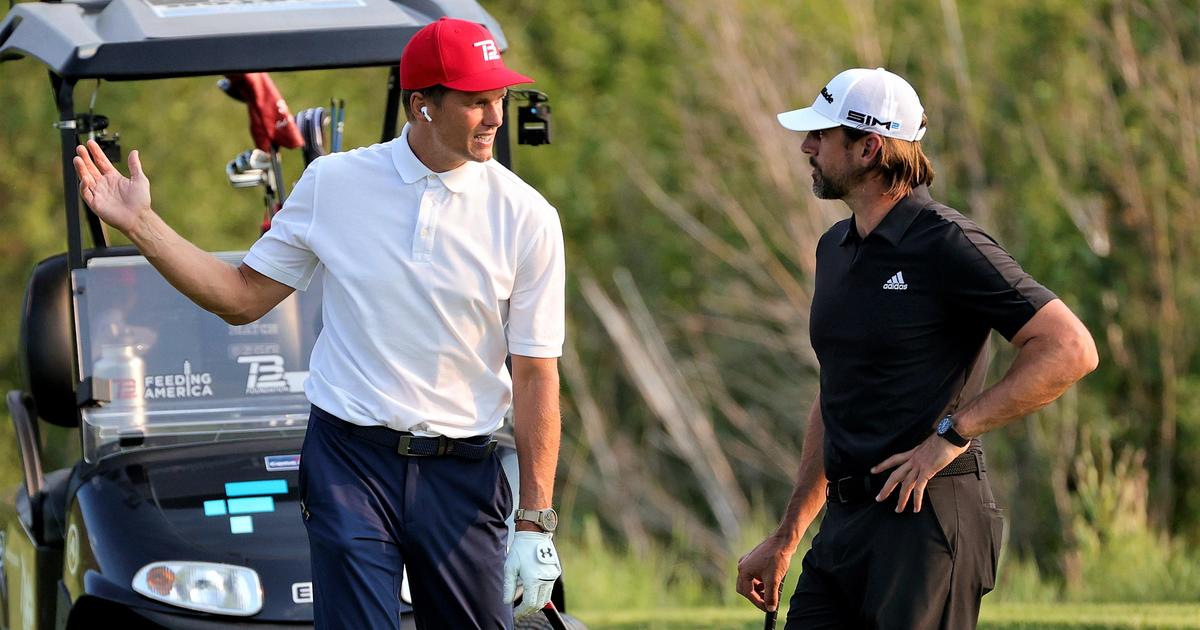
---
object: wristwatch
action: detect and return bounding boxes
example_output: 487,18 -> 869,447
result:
935,414 -> 970,448
515,507 -> 559,533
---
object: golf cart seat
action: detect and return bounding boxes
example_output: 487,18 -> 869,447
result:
21,246 -> 141,428
10,246 -> 139,546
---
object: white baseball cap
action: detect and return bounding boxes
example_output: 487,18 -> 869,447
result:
777,67 -> 927,142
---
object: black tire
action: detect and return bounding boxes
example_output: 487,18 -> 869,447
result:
514,611 -> 588,630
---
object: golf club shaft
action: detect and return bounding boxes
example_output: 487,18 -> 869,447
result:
333,98 -> 345,152
542,603 -> 569,630
269,148 -> 287,207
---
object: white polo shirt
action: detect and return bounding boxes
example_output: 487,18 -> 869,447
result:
244,124 -> 565,437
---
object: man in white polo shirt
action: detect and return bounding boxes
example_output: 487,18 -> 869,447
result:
73,17 -> 565,630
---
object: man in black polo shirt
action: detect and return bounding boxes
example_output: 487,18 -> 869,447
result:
735,68 -> 1098,629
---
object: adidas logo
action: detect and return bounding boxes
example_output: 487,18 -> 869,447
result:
882,271 -> 908,290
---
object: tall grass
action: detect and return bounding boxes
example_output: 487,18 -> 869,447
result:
561,433 -> 1200,614
562,513 -> 805,613
563,515 -> 739,611
993,431 -> 1200,604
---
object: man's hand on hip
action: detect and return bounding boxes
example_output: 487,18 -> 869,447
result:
871,433 -> 969,513
736,535 -> 792,613
503,531 -> 561,619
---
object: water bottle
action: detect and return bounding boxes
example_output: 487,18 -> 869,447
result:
92,344 -> 146,426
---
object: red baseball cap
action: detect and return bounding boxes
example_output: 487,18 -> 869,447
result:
400,17 -> 534,91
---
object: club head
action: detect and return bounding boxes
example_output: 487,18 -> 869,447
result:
226,150 -> 267,188
247,149 -> 274,171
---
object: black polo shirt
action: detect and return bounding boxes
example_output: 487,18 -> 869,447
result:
810,186 -> 1056,479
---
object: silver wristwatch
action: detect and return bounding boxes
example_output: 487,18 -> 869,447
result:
515,507 -> 559,533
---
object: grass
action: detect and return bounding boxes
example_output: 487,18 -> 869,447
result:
977,603 -> 1200,629
568,603 -> 1200,629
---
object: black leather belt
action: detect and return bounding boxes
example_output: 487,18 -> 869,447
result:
312,406 -> 497,460
826,451 -> 985,504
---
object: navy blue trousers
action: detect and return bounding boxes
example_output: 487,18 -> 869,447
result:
299,406 -> 514,630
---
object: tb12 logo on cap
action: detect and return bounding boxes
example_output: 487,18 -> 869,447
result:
473,39 -> 500,62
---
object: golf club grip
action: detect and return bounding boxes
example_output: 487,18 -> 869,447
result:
541,604 -> 569,630
764,574 -> 786,630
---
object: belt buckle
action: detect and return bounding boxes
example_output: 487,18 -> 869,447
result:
397,435 -> 436,457
826,476 -> 853,503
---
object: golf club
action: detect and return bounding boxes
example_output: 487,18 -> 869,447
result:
225,148 -> 273,189
331,98 -> 346,152
542,601 -> 569,630
764,573 -> 786,630
296,106 -> 327,166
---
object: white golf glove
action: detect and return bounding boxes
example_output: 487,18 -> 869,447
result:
502,531 -> 562,619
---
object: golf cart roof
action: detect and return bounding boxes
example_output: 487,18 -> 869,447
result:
0,0 -> 507,80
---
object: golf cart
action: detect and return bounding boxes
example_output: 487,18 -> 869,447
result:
0,1 -> 578,628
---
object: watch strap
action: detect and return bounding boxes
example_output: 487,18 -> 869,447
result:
937,415 -> 970,448
515,507 -> 557,532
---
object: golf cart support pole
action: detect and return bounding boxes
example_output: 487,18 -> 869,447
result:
51,72 -> 92,437
495,93 -> 512,170
53,74 -> 84,272
382,65 -> 401,143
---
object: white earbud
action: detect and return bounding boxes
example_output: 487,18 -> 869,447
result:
421,106 -> 432,122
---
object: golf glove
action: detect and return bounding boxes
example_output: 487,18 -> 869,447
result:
502,531 -> 561,619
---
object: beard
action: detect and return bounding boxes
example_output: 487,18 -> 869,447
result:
811,160 -> 868,200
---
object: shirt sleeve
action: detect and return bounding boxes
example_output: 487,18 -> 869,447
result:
940,218 -> 1057,341
243,159 -> 321,290
507,207 -> 566,358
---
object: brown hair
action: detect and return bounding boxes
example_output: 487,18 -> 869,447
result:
402,84 -> 451,121
842,113 -> 934,197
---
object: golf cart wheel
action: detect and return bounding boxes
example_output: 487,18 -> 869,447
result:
515,611 -> 588,630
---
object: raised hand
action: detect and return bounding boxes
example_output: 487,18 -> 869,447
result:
73,139 -> 151,234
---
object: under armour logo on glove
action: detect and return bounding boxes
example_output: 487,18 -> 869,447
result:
503,531 -> 562,619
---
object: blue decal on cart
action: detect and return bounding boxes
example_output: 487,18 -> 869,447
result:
229,516 -> 254,534
228,497 -> 275,514
226,479 -> 288,496
205,479 -> 288,534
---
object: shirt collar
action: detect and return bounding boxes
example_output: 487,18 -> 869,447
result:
838,185 -> 933,247
390,123 -> 484,194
